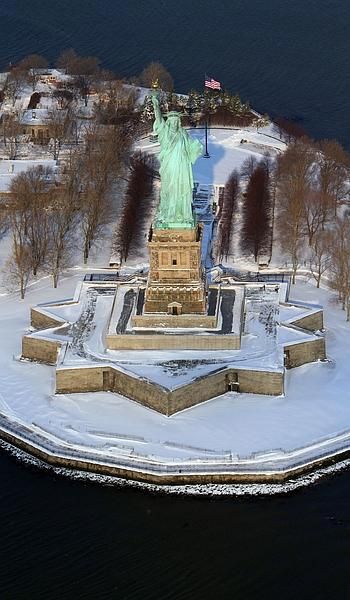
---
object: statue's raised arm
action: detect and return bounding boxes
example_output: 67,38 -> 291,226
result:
151,94 -> 163,126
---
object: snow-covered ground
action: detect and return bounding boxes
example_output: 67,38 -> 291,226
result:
0,269 -> 348,471
137,124 -> 286,187
0,114 -> 349,489
0,158 -> 58,193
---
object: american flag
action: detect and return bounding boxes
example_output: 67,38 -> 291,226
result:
204,75 -> 221,90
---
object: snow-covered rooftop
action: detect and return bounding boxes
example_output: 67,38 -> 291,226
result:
20,108 -> 52,125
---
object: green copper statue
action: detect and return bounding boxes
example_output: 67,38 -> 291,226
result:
151,90 -> 203,229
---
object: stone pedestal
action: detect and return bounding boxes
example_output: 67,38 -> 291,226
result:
144,225 -> 206,314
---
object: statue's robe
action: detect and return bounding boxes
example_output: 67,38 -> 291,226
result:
154,117 -> 203,227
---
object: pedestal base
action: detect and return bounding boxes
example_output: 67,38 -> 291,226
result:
144,225 -> 206,315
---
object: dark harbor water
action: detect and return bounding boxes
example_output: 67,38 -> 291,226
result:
1,0 -> 350,147
1,452 -> 350,599
1,1 -> 350,598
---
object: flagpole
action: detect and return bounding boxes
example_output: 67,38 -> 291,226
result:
204,117 -> 210,158
203,74 -> 210,158
203,74 -> 221,158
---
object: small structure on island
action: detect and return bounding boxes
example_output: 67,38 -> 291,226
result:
20,108 -> 67,144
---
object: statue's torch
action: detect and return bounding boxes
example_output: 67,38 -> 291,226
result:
151,78 -> 160,98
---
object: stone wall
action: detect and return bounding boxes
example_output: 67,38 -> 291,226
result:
56,364 -> 284,416
168,369 -> 229,414
31,307 -> 65,330
144,283 -> 206,314
22,335 -> 61,364
284,337 -> 326,368
56,366 -> 105,393
111,369 -> 168,413
237,369 -> 284,396
290,310 -> 324,332
106,332 -> 241,351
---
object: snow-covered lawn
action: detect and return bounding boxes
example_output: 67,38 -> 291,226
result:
136,124 -> 286,188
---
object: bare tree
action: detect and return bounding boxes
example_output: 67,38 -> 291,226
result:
18,54 -> 48,90
276,140 -> 315,282
81,188 -> 111,263
94,80 -> 137,125
1,113 -> 22,159
303,189 -> 325,246
68,55 -> 101,106
4,67 -> 26,106
5,192 -> 32,299
317,140 -> 350,220
4,242 -> 32,299
46,188 -> 79,287
56,48 -> 78,73
9,166 -> 53,276
140,62 -> 174,92
47,105 -> 70,160
53,89 -> 74,109
329,216 -> 350,320
309,229 -> 331,288
240,155 -> 258,180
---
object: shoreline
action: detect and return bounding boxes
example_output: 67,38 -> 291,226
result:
1,411 -> 350,495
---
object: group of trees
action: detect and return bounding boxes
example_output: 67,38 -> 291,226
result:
329,217 -> 350,320
4,165 -> 77,297
275,138 -> 350,283
4,54 -> 49,104
94,80 -> 137,126
0,51 -> 164,297
3,118 -> 133,296
216,155 -> 273,263
274,117 -> 307,142
140,86 -> 257,129
136,61 -> 258,129
214,133 -> 350,321
273,135 -> 350,319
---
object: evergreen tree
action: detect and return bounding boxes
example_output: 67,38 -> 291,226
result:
241,162 -> 272,262
140,95 -> 154,123
217,170 -> 240,261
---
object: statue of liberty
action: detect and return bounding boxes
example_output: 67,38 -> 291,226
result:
151,88 -> 203,229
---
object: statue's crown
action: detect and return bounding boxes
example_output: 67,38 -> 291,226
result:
166,111 -> 181,118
